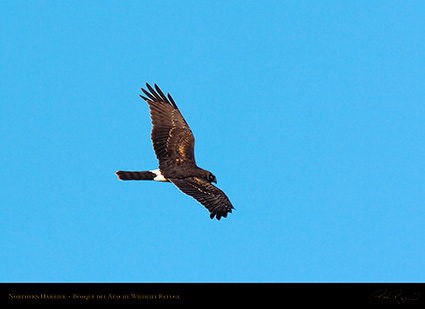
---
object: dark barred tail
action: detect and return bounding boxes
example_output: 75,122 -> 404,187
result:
115,170 -> 156,180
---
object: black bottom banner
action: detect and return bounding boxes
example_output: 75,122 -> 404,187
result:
2,283 -> 424,306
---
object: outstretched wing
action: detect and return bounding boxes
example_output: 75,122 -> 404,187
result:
140,83 -> 196,177
169,177 -> 234,220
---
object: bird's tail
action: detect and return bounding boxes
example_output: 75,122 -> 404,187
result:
115,170 -> 156,181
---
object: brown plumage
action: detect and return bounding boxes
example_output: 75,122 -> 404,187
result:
116,83 -> 234,220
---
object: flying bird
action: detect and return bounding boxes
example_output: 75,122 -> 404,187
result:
116,83 -> 234,220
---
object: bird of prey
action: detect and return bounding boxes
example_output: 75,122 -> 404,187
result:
116,83 -> 234,220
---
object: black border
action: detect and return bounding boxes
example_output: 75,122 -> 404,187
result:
2,283 -> 424,306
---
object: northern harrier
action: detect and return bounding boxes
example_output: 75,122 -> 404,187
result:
116,83 -> 234,220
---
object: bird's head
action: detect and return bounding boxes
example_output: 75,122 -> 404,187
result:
208,172 -> 217,184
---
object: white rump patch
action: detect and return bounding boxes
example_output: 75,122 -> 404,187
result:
150,169 -> 168,182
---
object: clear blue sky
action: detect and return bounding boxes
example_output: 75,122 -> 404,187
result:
1,1 -> 424,282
